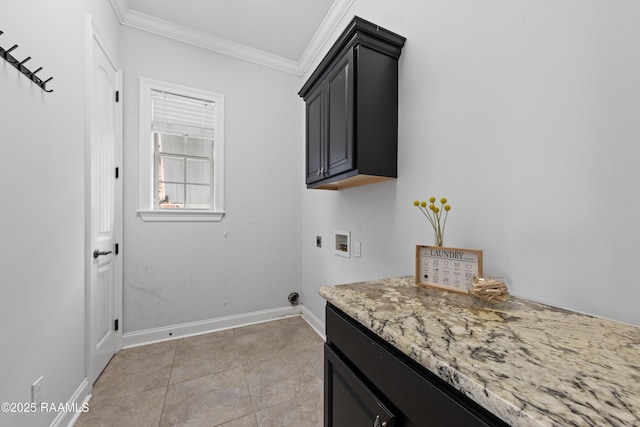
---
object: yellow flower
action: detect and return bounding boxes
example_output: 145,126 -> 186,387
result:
413,195 -> 452,247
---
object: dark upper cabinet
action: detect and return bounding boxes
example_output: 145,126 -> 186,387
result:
299,17 -> 405,190
304,46 -> 354,186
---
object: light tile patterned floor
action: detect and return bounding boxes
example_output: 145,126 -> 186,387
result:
75,316 -> 324,427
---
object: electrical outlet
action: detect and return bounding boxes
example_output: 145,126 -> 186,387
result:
354,242 -> 361,257
32,376 -> 43,405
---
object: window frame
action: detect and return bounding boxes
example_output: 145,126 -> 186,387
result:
138,78 -> 225,222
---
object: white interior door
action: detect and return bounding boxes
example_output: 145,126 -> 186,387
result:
88,21 -> 122,384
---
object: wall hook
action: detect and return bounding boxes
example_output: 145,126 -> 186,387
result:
0,30 -> 54,93
4,44 -> 18,61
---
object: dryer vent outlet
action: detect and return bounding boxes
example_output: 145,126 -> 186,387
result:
288,292 -> 299,305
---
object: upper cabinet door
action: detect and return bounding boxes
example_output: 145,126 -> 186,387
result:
305,85 -> 324,185
325,50 -> 354,178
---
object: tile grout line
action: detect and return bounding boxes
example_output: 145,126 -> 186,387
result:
157,340 -> 179,427
235,327 -> 261,426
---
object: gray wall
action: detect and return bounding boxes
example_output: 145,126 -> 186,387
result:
120,27 -> 303,333
0,1 -> 120,426
301,0 -> 640,327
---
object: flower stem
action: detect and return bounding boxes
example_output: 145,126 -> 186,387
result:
419,206 -> 437,229
441,210 -> 449,236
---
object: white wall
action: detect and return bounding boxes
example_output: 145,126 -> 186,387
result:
301,0 -> 640,327
0,1 -> 118,426
120,28 -> 303,333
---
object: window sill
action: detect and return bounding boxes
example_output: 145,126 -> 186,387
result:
137,210 -> 225,222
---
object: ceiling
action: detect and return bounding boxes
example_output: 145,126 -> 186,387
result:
110,0 -> 354,75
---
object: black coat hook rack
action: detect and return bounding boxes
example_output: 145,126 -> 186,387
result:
0,30 -> 53,93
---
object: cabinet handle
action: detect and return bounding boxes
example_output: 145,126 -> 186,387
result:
373,415 -> 388,427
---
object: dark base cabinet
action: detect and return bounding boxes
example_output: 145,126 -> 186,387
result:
324,304 -> 509,427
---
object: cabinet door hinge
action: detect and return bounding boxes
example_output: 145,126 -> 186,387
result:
114,319 -> 119,331
115,243 -> 119,255
115,91 -> 120,103
115,166 -> 119,179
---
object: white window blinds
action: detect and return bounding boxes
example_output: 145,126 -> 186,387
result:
151,90 -> 215,139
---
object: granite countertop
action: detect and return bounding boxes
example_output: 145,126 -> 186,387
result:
319,276 -> 640,427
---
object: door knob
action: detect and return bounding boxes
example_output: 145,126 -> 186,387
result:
93,249 -> 112,259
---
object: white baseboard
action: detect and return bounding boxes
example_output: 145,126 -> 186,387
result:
50,378 -> 90,427
122,305 -> 304,348
301,305 -> 326,340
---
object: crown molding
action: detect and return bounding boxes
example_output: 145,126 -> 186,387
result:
123,9 -> 301,74
298,0 -> 354,77
109,0 -> 354,76
109,0 -> 128,22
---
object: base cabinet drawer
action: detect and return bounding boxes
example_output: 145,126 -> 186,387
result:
325,344 -> 395,427
325,304 -> 509,427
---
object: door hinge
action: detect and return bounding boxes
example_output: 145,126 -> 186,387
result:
115,90 -> 120,103
115,166 -> 119,179
115,243 -> 119,255
114,319 -> 119,331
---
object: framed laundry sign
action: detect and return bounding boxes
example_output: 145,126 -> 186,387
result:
415,245 -> 483,293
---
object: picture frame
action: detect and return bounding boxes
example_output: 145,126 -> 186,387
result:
415,245 -> 483,294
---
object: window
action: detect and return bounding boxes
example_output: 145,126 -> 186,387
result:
138,78 -> 224,221
155,133 -> 211,209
